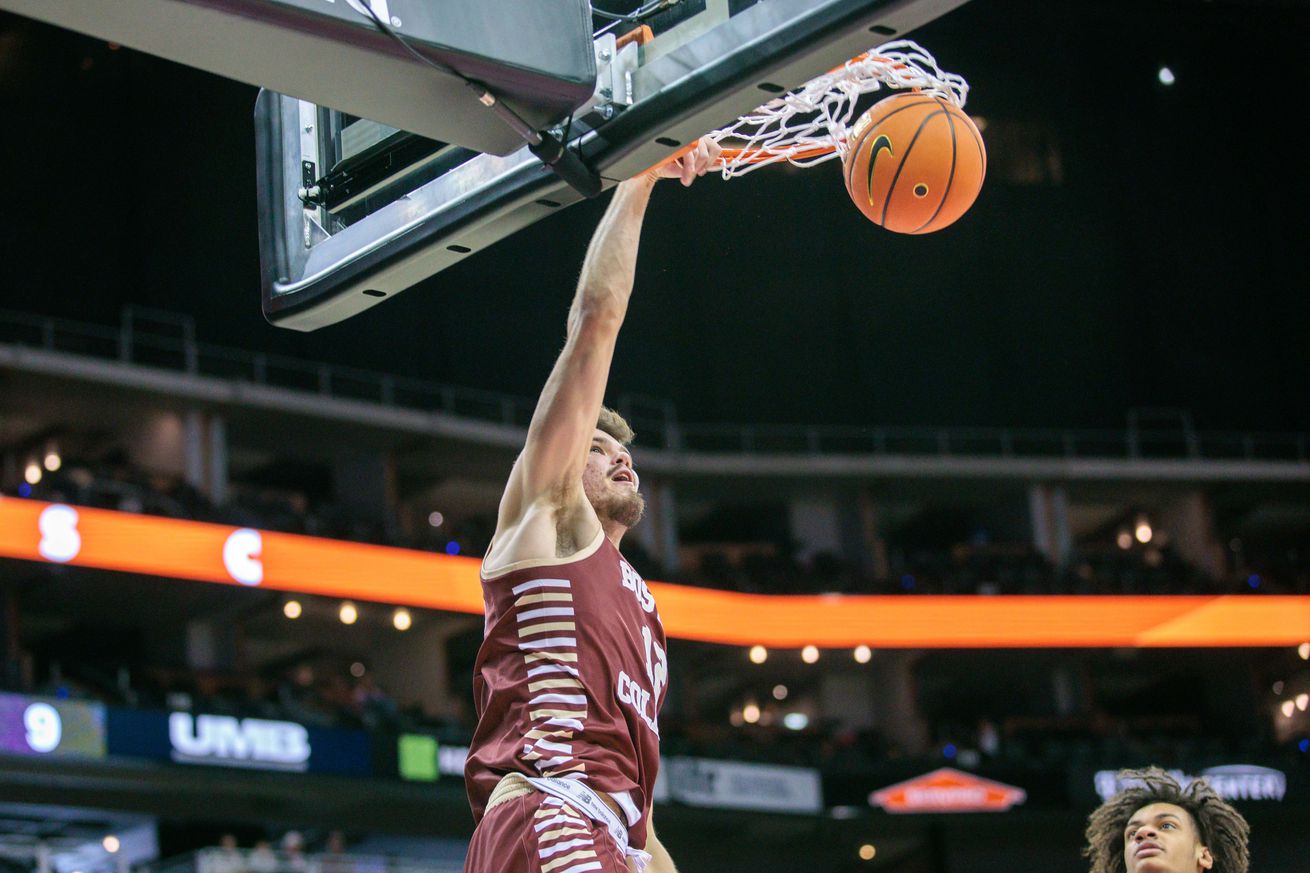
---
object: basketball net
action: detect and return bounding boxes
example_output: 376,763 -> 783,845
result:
709,40 -> 970,178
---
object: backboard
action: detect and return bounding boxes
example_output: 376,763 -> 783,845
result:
0,0 -> 971,331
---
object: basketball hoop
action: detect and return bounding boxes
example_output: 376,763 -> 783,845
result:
708,40 -> 970,178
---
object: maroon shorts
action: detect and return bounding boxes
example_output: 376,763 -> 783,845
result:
464,791 -> 628,873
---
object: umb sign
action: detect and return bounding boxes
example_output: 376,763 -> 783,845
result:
871,768 -> 1027,813
169,713 -> 311,771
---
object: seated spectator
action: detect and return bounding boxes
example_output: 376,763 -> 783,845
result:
200,834 -> 245,873
248,842 -> 277,873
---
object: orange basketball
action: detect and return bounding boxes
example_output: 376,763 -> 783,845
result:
842,92 -> 986,234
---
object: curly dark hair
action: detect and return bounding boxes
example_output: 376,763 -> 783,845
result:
1084,767 -> 1250,873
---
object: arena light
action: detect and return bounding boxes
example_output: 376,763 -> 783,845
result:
773,685 -> 788,700
24,461 -> 41,485
748,645 -> 768,664
283,599 -> 302,619
339,601 -> 358,625
801,645 -> 819,664
3,498 -> 1310,649
783,712 -> 809,731
393,608 -> 413,631
742,703 -> 760,724
43,450 -> 62,472
1297,693 -> 1309,712
102,836 -> 120,854
854,644 -> 872,663
1299,642 -> 1310,660
1116,530 -> 1133,550
427,512 -> 444,528
1134,517 -> 1153,544
858,844 -> 876,861
1158,66 -> 1176,86
1281,700 -> 1295,718
350,662 -> 366,678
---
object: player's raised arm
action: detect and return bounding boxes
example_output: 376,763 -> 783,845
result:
516,176 -> 655,506
494,140 -> 720,537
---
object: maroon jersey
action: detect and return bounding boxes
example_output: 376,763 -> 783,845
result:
466,532 -> 667,849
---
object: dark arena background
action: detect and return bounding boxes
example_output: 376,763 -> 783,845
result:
2,1 -> 1310,872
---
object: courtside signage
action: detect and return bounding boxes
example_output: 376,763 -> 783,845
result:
1094,765 -> 1287,802
169,713 -> 310,770
655,757 -> 823,814
4,497 -> 1310,647
0,692 -> 106,759
107,708 -> 371,775
396,735 -> 470,781
870,768 -> 1027,813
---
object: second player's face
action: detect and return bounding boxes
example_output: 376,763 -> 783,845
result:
1123,803 -> 1213,873
582,429 -> 644,528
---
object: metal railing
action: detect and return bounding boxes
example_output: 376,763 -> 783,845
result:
2,306 -> 1306,463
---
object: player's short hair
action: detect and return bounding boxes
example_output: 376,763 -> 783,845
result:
597,406 -> 635,446
1083,766 -> 1250,873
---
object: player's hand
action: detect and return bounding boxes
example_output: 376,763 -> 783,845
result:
645,137 -> 721,186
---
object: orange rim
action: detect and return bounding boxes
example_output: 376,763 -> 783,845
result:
714,143 -> 840,165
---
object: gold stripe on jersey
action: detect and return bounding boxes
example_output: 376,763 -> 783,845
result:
528,678 -> 585,692
525,728 -> 576,740
530,707 -> 588,720
540,850 -> 599,872
536,827 -> 591,843
518,621 -> 579,637
515,592 -> 575,607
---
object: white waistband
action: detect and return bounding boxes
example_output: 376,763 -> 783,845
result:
523,776 -> 652,873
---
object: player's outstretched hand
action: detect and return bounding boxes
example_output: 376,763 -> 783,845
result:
646,137 -> 722,186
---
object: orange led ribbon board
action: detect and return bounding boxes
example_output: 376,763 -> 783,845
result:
2,497 -> 1307,648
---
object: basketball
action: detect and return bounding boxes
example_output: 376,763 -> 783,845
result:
842,92 -> 986,234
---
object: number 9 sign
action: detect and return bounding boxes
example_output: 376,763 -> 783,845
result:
23,702 -> 63,753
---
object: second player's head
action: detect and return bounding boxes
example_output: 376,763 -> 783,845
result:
583,406 -> 644,530
1084,767 -> 1249,873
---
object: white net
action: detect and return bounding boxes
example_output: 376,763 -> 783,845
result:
709,40 -> 970,178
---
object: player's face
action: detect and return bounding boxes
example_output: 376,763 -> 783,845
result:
1123,803 -> 1213,873
582,429 -> 644,529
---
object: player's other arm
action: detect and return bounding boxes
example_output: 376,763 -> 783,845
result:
636,807 -> 679,873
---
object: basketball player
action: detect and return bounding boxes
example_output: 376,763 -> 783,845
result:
1083,767 -> 1250,873
462,138 -> 720,873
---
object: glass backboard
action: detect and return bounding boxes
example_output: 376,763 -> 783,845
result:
0,0 -> 971,331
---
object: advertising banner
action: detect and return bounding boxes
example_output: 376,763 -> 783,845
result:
654,757 -> 823,814
394,734 -> 470,782
870,767 -> 1027,813
5,497 -> 1310,647
0,692 -> 106,759
1093,765 -> 1288,803
106,708 -> 371,775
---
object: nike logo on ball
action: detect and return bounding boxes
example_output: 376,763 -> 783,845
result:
866,134 -> 893,206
